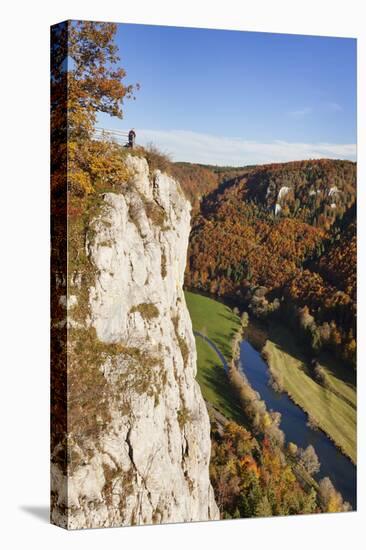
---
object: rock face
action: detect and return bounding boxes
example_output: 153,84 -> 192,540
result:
51,156 -> 219,529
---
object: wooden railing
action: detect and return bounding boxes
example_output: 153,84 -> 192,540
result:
94,127 -> 130,145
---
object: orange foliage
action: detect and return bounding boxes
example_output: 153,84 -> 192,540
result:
186,160 -> 356,364
210,421 -> 317,518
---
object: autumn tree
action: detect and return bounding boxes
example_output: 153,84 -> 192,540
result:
318,477 -> 351,513
255,496 -> 272,517
287,442 -> 298,457
298,445 -> 320,475
209,421 -> 317,519
51,20 -> 139,196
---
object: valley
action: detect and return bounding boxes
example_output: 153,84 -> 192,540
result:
185,290 -> 356,514
183,157 -> 357,516
50,20 -> 357,529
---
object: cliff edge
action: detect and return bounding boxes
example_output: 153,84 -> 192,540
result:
51,156 -> 219,529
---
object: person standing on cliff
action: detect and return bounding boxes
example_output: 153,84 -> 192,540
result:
128,128 -> 136,148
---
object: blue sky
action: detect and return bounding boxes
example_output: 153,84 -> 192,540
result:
97,23 -> 356,165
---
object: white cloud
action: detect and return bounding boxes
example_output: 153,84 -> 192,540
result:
137,128 -> 356,166
287,107 -> 313,118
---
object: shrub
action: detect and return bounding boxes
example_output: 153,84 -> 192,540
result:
68,139 -> 132,197
130,303 -> 159,320
145,200 -> 168,229
318,477 -> 351,512
269,372 -> 284,393
161,250 -> 167,278
143,143 -> 172,175
307,415 -> 319,431
298,445 -> 320,475
287,442 -> 298,457
177,406 -> 192,429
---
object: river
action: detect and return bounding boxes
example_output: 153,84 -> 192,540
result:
239,338 -> 357,509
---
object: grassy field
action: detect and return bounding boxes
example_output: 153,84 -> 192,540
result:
318,352 -> 357,409
185,291 -> 246,424
263,324 -> 356,463
185,291 -> 241,362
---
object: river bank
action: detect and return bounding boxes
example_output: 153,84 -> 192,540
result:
259,323 -> 356,464
240,335 -> 356,508
185,290 -> 356,508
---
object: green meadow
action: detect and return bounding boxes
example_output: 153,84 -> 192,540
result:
185,291 -> 245,424
264,324 -> 356,463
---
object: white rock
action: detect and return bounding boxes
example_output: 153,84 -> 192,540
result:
51,156 -> 219,529
277,185 -> 290,202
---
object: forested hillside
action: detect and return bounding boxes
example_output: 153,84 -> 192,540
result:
170,162 -> 219,213
185,159 -> 357,366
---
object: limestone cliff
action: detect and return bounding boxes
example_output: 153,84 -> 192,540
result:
51,156 -> 219,529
